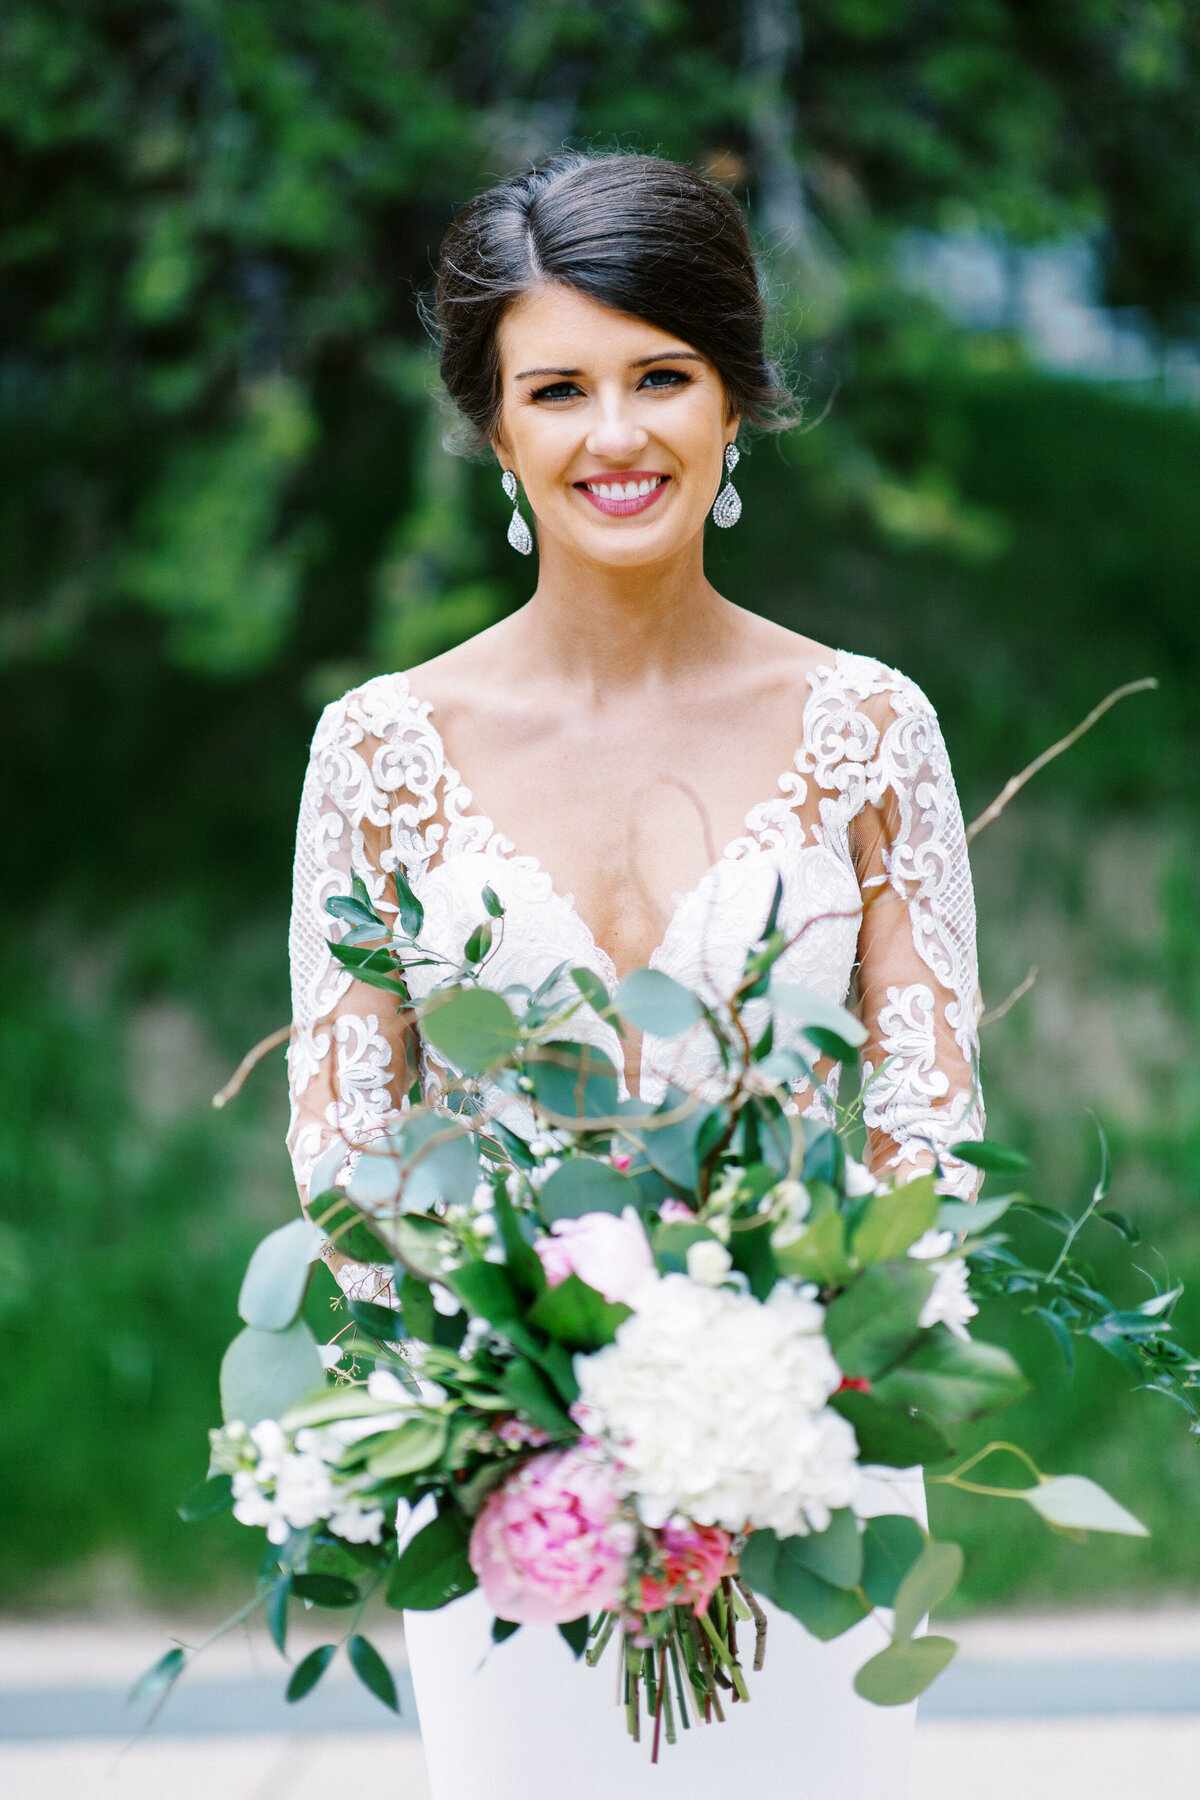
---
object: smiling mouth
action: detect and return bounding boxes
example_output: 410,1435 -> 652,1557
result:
574,474 -> 670,517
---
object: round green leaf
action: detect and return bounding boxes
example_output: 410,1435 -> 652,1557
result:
419,987 -> 519,1074
861,1514 -> 926,1607
1024,1474 -> 1149,1537
348,1634 -> 400,1712
854,1635 -> 957,1705
614,968 -> 705,1037
177,1472 -> 233,1523
237,1218 -> 326,1330
892,1539 -> 964,1642
872,1330 -> 1029,1426
128,1646 -> 186,1708
219,1320 -> 325,1426
769,983 -> 868,1047
286,1643 -> 336,1702
537,1156 -> 635,1221
791,1508 -> 863,1590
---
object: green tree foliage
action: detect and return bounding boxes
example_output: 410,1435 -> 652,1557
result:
3,1 -> 1200,1602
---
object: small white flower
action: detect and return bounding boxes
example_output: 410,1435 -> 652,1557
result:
909,1231 -> 977,1340
775,1177 -> 812,1220
430,1281 -> 460,1316
366,1368 -> 412,1405
686,1238 -> 734,1286
474,1213 -> 497,1238
770,1218 -> 809,1250
843,1158 -> 880,1198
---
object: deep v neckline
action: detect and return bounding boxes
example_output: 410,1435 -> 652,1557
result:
404,661 -> 838,988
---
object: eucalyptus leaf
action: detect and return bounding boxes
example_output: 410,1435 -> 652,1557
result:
481,883 -> 505,919
348,1634 -> 400,1712
530,1041 -> 619,1123
1023,1475 -> 1149,1537
266,1573 -> 290,1654
571,966 -> 619,1029
219,1320 -> 325,1426
739,1531 -> 869,1640
464,920 -> 493,963
420,987 -> 520,1074
308,1137 -> 350,1203
769,984 -> 868,1047
558,1615 -> 590,1658
790,1509 -> 863,1590
854,1635 -> 957,1705
237,1218 -> 326,1331
614,968 -> 705,1037
537,1156 -> 636,1222
861,1515 -> 926,1607
892,1539 -> 964,1642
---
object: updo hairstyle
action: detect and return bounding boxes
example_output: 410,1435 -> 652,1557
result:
432,152 -> 793,449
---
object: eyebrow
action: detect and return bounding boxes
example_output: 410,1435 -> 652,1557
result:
513,350 -> 705,380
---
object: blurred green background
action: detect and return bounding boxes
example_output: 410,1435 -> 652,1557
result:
3,0 -> 1199,1615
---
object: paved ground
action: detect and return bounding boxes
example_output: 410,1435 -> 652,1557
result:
2,1607 -> 1198,1798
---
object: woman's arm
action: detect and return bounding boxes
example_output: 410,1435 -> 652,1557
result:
851,677 -> 984,1199
286,690 -> 416,1289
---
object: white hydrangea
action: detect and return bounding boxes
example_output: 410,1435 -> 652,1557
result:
574,1274 -> 860,1537
909,1229 -> 978,1340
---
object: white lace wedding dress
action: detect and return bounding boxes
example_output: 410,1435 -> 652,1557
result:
286,648 -> 984,1800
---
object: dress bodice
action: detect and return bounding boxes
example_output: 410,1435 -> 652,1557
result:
286,650 -> 984,1289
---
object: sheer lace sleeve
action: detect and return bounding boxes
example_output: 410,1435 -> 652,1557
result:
850,675 -> 984,1201
286,684 -> 418,1289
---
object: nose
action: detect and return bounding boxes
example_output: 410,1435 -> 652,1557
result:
584,386 -> 649,463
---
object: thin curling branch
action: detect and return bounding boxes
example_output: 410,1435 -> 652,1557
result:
966,677 -> 1158,844
211,1024 -> 291,1109
980,964 -> 1038,1029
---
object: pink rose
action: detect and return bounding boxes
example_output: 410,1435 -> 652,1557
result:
638,1521 -> 731,1615
533,1206 -> 655,1305
469,1447 -> 636,1626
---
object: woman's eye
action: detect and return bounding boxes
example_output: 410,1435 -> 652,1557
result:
640,368 -> 690,390
530,381 -> 582,402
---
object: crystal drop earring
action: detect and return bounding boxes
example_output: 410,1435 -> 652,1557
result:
711,442 -> 742,529
501,470 -> 533,555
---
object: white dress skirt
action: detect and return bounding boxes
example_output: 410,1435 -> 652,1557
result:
404,1472 -> 926,1800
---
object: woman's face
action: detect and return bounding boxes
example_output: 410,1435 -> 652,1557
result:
492,284 -> 737,569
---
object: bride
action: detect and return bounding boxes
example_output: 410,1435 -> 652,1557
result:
286,152 -> 982,1800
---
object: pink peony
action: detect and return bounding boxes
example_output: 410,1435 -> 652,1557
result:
469,1446 -> 636,1626
533,1206 -> 655,1305
638,1521 -> 732,1615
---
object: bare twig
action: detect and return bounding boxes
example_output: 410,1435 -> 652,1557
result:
980,964 -> 1038,1029
966,678 -> 1157,844
211,1024 -> 291,1109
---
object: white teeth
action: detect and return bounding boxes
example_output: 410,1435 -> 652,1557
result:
584,476 -> 663,499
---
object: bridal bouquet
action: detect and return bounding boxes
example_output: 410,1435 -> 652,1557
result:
143,873 -> 1199,1754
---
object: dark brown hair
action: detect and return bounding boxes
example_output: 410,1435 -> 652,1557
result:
432,151 -> 792,448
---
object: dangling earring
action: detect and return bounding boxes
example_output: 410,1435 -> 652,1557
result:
712,442 -> 742,528
501,470 -> 533,555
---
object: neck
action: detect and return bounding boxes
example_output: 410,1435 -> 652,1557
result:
508,529 -> 734,697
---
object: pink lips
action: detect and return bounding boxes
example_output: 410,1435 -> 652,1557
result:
574,473 -> 670,517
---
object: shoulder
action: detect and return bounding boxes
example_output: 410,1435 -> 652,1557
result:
311,670 -> 421,754
805,648 -> 943,736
